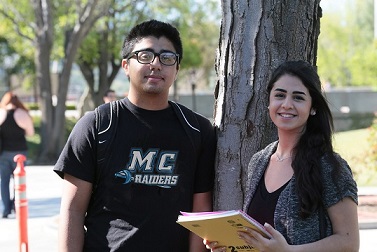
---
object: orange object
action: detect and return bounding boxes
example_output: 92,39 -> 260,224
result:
13,154 -> 28,252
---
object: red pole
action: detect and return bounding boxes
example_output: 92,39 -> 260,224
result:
13,154 -> 28,252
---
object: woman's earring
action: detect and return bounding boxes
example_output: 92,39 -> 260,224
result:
310,109 -> 316,115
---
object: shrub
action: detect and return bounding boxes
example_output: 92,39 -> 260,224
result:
365,117 -> 377,171
26,116 -> 77,164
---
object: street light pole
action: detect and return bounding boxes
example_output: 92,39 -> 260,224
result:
191,69 -> 196,111
375,0 -> 377,39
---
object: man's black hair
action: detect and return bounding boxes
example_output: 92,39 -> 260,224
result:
121,19 -> 183,64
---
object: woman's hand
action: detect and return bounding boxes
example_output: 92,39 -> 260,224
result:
203,239 -> 226,252
237,223 -> 291,252
203,223 -> 291,252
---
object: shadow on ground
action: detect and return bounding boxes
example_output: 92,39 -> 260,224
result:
28,197 -> 60,218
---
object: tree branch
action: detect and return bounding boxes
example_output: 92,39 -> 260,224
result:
0,8 -> 34,42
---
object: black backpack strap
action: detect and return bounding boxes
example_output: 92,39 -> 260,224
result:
169,101 -> 201,156
94,100 -> 119,189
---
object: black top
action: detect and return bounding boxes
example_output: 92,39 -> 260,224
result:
0,109 -> 27,151
247,174 -> 290,227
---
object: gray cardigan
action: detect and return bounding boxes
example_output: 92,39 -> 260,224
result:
243,141 -> 358,245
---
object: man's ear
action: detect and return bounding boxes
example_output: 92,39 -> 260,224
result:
122,59 -> 130,76
174,65 -> 180,80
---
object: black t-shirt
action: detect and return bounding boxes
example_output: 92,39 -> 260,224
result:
54,98 -> 216,251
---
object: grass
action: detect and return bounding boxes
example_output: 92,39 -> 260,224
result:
333,128 -> 377,186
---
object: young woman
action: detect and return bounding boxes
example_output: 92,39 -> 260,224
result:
0,91 -> 34,218
205,60 -> 359,251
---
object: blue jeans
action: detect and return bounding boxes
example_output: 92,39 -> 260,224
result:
0,150 -> 27,216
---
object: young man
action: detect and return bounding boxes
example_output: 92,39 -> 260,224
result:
54,20 -> 216,252
102,89 -> 117,103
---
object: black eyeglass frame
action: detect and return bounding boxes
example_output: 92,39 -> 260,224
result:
126,50 -> 180,66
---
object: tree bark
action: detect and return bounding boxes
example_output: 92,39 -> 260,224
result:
214,0 -> 321,210
31,0 -> 54,163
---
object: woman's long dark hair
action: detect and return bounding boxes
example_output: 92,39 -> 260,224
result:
267,60 -> 341,218
0,91 -> 29,111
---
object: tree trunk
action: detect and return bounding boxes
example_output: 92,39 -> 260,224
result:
76,49 -> 121,117
76,24 -> 122,117
214,0 -> 321,210
32,0 -> 54,164
77,86 -> 96,117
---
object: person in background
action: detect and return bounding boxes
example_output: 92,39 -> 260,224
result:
54,19 -> 216,252
0,91 -> 34,218
205,60 -> 359,251
102,89 -> 117,103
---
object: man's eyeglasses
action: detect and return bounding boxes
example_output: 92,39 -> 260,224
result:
127,50 -> 179,66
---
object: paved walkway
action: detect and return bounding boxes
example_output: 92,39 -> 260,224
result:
0,165 -> 376,251
0,165 -> 61,251
358,189 -> 377,229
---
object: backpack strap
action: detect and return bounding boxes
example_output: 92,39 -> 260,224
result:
169,101 -> 201,157
94,100 -> 120,189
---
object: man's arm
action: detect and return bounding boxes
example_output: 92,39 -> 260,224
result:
189,191 -> 213,252
58,173 -> 92,252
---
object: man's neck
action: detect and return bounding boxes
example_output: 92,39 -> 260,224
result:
127,94 -> 169,111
